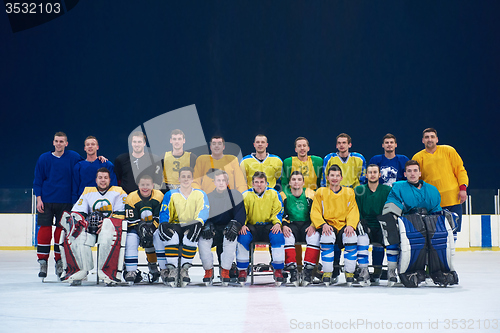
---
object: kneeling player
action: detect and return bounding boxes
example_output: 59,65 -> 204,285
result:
280,171 -> 315,286
123,174 -> 164,284
236,172 -> 285,286
154,167 -> 209,287
198,170 -> 246,286
60,167 -> 128,286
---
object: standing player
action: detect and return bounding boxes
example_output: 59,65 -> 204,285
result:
154,167 -> 209,287
162,129 -> 198,192
123,174 -> 164,284
321,133 -> 366,188
236,171 -> 285,286
354,164 -> 392,285
61,167 -> 127,285
281,137 -> 323,190
33,132 -> 83,280
280,171 -> 315,286
240,135 -> 283,190
114,131 -> 163,194
368,133 -> 409,186
412,128 -> 469,237
198,170 -> 246,286
193,136 -> 247,193
306,165 -> 360,287
72,136 -> 117,203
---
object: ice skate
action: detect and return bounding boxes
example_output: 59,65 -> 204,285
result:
387,267 -> 397,287
125,270 -> 137,286
221,269 -> 230,286
331,265 -> 340,284
273,269 -> 284,286
165,264 -> 178,287
358,267 -> 371,287
238,269 -> 247,286
288,268 -> 299,287
148,262 -> 160,283
55,259 -> 64,280
322,272 -> 332,286
345,272 -> 354,287
160,268 -> 170,286
38,259 -> 47,281
301,264 -> 314,287
203,268 -> 214,286
179,263 -> 191,287
370,268 -> 382,285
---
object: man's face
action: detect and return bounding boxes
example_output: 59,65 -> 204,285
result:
295,139 -> 310,158
131,136 -> 146,154
404,165 -> 421,183
366,166 -> 381,183
289,174 -> 304,190
210,138 -> 225,156
179,170 -> 193,189
96,172 -> 111,191
327,170 -> 342,187
84,138 -> 99,156
422,132 -> 438,150
253,136 -> 268,154
138,178 -> 153,197
252,177 -> 267,193
170,134 -> 185,150
336,137 -> 351,154
214,174 -> 229,192
382,138 -> 397,154
53,136 -> 68,153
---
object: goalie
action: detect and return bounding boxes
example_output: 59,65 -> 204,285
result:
59,167 -> 128,286
379,160 -> 458,288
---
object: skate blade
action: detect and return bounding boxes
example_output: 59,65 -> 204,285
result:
359,281 -> 371,287
275,281 -> 282,287
346,282 -> 353,287
291,281 -> 299,287
301,281 -> 310,287
387,281 -> 395,288
222,282 -> 229,287
125,281 -> 134,286
239,282 -> 245,286
70,280 -> 82,286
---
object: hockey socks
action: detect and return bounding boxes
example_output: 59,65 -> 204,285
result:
37,226 -> 52,261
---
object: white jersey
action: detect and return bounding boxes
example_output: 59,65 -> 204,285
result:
72,186 -> 127,219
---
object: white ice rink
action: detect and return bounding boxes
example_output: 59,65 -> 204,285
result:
1,249 -> 499,333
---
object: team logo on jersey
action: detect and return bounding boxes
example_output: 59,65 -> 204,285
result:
380,166 -> 398,186
140,207 -> 154,222
92,199 -> 113,218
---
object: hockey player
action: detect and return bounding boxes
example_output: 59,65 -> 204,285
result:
236,171 -> 285,286
280,171 -> 315,286
306,164 -> 360,287
281,137 -> 323,190
193,136 -> 247,193
162,129 -> 197,192
368,134 -> 409,186
240,135 -> 283,191
33,132 -> 83,280
380,160 -> 457,287
60,167 -> 128,286
354,164 -> 392,286
198,170 -> 246,286
123,174 -> 164,284
154,167 -> 209,287
72,136 -> 118,203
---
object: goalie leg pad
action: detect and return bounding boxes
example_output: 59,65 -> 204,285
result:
97,218 -> 127,284
398,214 -> 427,288
378,213 -> 400,246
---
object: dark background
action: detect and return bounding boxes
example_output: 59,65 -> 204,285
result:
1,1 -> 499,195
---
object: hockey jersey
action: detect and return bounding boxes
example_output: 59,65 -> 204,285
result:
206,188 -> 246,226
162,151 -> 197,187
72,186 -> 127,219
124,189 -> 164,228
354,184 -> 391,229
159,188 -> 209,225
240,153 -> 283,189
321,152 -> 366,188
281,156 -> 323,190
310,186 -> 359,232
242,187 -> 283,226
385,180 -> 442,215
412,145 -> 469,207
368,154 -> 409,186
193,155 -> 247,193
280,187 -> 315,224
72,159 -> 118,203
114,152 -> 162,194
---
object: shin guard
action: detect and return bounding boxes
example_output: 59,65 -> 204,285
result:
97,218 -> 127,284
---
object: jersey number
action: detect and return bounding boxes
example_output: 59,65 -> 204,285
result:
172,161 -> 181,172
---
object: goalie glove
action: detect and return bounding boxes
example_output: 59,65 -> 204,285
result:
87,211 -> 104,235
223,220 -> 241,242
158,223 -> 175,241
185,221 -> 203,242
200,222 -> 215,240
137,221 -> 156,248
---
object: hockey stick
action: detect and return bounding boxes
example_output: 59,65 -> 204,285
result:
96,244 -> 99,285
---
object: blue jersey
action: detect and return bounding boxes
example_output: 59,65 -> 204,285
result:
369,154 -> 409,186
385,180 -> 442,215
72,159 -> 118,203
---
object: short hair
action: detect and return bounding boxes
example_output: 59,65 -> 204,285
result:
422,128 -> 437,137
252,171 -> 267,182
138,174 -> 153,182
171,129 -> 185,138
54,132 -> 67,139
254,134 -> 267,142
84,135 -> 98,145
328,164 -> 342,177
290,170 -> 304,180
405,160 -> 420,171
367,164 -> 380,172
382,133 -> 397,143
294,137 -> 309,147
178,166 -> 193,176
96,167 -> 110,177
213,169 -> 229,180
130,131 -> 147,143
210,136 -> 225,144
336,133 -> 351,144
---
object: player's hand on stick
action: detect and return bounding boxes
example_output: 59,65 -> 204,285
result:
159,223 -> 175,241
186,221 -> 202,242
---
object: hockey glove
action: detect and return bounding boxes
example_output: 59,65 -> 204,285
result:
158,223 -> 175,241
87,211 -> 104,235
137,221 -> 156,248
186,221 -> 203,242
200,222 -> 215,240
223,220 -> 242,242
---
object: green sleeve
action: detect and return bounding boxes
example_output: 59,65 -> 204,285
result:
281,157 -> 292,190
311,156 -> 324,189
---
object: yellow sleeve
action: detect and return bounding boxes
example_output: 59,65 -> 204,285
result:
231,157 -> 248,192
310,190 -> 326,229
450,149 -> 469,187
271,191 -> 283,225
345,189 -> 360,229
192,156 -> 206,190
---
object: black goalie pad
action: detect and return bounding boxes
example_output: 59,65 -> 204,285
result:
357,219 -> 371,236
377,213 -> 400,246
